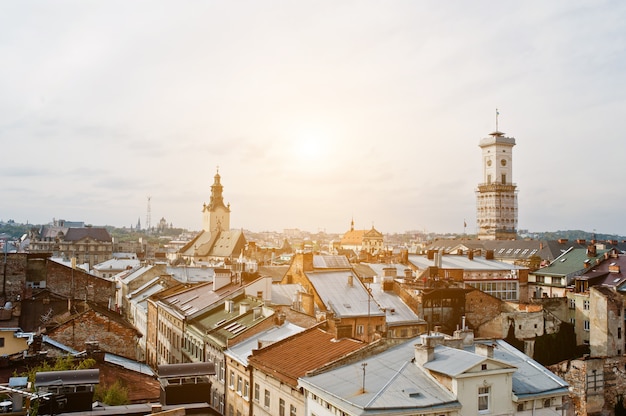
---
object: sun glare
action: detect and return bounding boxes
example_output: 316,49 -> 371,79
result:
292,130 -> 328,162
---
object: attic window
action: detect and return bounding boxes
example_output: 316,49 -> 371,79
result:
404,388 -> 421,398
481,364 -> 487,370
344,304 -> 351,308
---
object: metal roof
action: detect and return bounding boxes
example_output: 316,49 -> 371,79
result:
423,344 -> 512,377
157,362 -> 215,378
408,254 -> 526,271
35,369 -> 100,387
271,283 -> 305,306
484,340 -> 569,397
299,338 -> 460,415
368,282 -> 424,325
312,255 -> 351,269
299,337 -> 569,414
306,271 -> 385,318
533,248 -> 609,278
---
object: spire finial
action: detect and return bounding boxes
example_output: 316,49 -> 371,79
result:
495,108 -> 499,132
216,165 -> 219,174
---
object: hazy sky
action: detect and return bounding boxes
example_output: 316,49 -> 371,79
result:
2,1 -> 625,235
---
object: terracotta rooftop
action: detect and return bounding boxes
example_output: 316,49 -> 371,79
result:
247,325 -> 365,387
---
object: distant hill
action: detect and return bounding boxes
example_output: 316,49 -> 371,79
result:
526,230 -> 626,242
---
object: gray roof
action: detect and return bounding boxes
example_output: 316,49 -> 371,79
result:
313,255 -> 351,269
365,263 -> 410,278
306,271 -> 385,318
408,254 -> 526,271
480,340 -> 569,398
423,344 -> 511,377
93,258 -> 140,273
271,283 -> 305,306
167,265 -> 215,283
299,338 -> 460,415
299,337 -> 569,415
368,282 -> 424,325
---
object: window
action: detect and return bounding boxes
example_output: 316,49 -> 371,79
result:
478,386 -> 490,412
619,328 -> 622,340
229,371 -> 235,389
569,299 -> 576,309
0,338 -> 4,348
543,398 -> 551,408
279,398 -> 285,416
219,361 -> 225,381
356,325 -> 364,335
228,404 -> 233,416
243,381 -> 249,399
517,403 -> 525,411
290,404 -> 297,416
264,389 -> 270,408
254,383 -> 260,402
584,320 -> 590,331
237,376 -> 242,393
584,300 -> 590,310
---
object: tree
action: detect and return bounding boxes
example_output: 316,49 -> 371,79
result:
94,380 -> 129,406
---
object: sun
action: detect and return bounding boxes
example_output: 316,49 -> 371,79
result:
294,134 -> 324,161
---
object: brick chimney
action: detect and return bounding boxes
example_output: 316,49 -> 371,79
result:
468,250 -> 474,260
587,244 -> 597,257
485,250 -> 494,260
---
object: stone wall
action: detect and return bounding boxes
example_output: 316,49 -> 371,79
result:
550,355 -> 626,415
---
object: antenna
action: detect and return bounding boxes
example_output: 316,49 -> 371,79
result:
146,196 -> 152,233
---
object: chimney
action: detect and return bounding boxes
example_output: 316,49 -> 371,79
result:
609,263 -> 621,274
587,244 -> 597,257
558,239 -> 568,244
239,302 -> 250,315
485,250 -> 494,260
275,312 -> 286,326
475,342 -> 494,358
427,250 -> 435,260
347,274 -> 354,287
225,300 -> 234,313
404,268 -> 413,279
468,250 -> 474,261
383,267 -> 397,278
414,344 -> 435,365
253,307 -> 262,320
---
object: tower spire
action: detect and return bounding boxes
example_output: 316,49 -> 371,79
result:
495,108 -> 499,132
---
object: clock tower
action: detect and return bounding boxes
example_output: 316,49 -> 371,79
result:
476,125 -> 518,240
202,168 -> 231,234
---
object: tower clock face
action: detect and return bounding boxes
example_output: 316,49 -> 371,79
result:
501,159 -> 507,166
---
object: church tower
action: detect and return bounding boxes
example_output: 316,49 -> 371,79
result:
202,168 -> 231,233
476,116 -> 518,240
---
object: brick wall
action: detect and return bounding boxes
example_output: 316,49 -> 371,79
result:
46,259 -> 115,306
47,309 -> 138,359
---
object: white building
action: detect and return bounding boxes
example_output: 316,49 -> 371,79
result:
299,331 -> 569,415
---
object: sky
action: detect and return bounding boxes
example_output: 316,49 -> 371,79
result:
1,1 -> 625,235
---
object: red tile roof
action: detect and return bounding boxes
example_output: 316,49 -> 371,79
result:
248,325 -> 365,387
